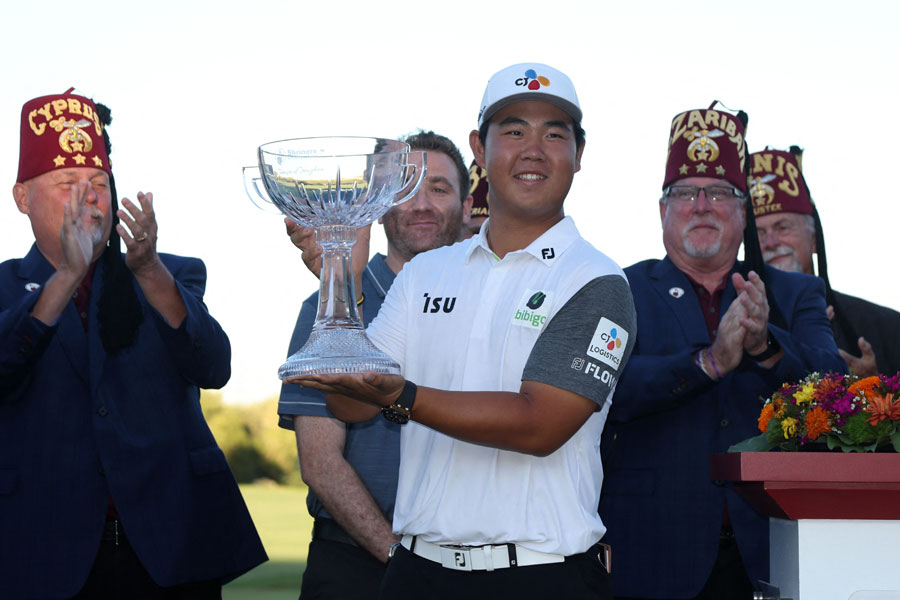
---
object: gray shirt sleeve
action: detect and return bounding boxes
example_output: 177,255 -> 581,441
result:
522,275 -> 636,407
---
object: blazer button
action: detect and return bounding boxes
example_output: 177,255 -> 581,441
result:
719,418 -> 729,428
97,405 -> 109,417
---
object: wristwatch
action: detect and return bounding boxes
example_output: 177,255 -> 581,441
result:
746,330 -> 781,362
381,380 -> 417,425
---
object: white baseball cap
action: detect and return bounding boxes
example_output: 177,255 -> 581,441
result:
477,62 -> 582,128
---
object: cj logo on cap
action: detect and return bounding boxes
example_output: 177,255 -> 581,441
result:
587,317 -> 629,368
515,68 -> 550,91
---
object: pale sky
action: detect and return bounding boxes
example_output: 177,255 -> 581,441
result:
2,0 -> 898,404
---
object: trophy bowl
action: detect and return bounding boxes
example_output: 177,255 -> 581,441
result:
244,137 -> 425,379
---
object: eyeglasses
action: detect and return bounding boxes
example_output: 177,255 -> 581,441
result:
663,185 -> 745,204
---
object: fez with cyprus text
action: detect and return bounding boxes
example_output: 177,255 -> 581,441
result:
17,89 -> 111,183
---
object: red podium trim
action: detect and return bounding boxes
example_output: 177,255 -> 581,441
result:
710,452 -> 900,520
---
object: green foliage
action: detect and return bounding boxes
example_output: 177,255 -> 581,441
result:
845,413 -> 881,444
765,419 -> 786,447
202,391 -> 303,486
728,432 -> 774,453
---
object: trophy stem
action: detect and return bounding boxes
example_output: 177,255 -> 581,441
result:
278,224 -> 401,380
313,226 -> 361,330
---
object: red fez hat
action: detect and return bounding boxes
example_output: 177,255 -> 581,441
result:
17,88 -> 111,183
468,160 -> 489,218
663,103 -> 748,193
749,147 -> 812,217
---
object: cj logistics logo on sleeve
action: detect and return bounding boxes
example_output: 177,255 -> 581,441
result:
587,318 -> 629,368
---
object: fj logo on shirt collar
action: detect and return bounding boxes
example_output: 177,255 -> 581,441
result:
541,248 -> 555,260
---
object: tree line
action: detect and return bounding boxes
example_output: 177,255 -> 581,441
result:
201,391 -> 304,486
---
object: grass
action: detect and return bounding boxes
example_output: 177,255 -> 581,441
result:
223,483 -> 314,600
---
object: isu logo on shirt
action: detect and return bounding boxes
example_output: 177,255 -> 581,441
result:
422,293 -> 457,314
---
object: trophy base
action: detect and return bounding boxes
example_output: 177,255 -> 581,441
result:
279,328 -> 401,379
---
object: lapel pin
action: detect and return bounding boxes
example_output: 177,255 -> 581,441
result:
669,287 -> 684,298
25,282 -> 41,292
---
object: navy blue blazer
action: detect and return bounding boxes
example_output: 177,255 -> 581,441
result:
599,257 -> 845,598
0,245 -> 266,599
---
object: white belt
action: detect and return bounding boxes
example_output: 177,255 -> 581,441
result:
401,535 -> 565,571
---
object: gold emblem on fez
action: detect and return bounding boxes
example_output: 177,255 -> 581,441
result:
749,174 -> 776,207
684,127 -> 723,163
49,118 -> 94,154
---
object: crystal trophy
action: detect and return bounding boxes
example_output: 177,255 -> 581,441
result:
244,137 -> 425,379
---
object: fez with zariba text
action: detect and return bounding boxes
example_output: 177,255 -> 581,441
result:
663,104 -> 748,193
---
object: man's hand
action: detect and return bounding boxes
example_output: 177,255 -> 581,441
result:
840,336 -> 878,377
286,219 -> 371,289
290,371 -> 404,423
59,180 -> 95,279
733,271 -> 770,354
709,294 -> 747,375
118,192 -> 161,276
117,191 -> 187,327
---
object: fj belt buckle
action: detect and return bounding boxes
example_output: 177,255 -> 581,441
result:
440,545 -> 473,571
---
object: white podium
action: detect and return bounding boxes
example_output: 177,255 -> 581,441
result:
711,452 -> 900,600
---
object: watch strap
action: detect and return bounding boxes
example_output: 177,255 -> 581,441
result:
746,331 -> 781,362
381,380 -> 417,424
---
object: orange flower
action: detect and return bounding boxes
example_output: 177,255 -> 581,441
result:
805,406 -> 831,440
815,377 -> 841,400
864,392 -> 900,425
759,404 -> 775,433
849,376 -> 880,397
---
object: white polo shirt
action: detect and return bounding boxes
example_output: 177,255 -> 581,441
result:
367,216 -> 636,557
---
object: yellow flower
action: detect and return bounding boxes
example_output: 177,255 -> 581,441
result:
793,382 -> 816,405
781,417 -> 798,439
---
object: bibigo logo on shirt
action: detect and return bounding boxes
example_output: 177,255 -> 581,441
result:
587,317 -> 629,368
511,289 -> 553,329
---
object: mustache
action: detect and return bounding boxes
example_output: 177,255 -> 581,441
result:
683,217 -> 722,234
763,245 -> 795,262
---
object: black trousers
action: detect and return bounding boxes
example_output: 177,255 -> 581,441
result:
71,519 -> 221,600
379,543 -> 612,600
617,528 -> 754,600
299,539 -> 387,600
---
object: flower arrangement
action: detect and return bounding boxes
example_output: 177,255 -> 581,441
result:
731,372 -> 900,453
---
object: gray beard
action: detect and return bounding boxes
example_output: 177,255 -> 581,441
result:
683,238 -> 722,259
